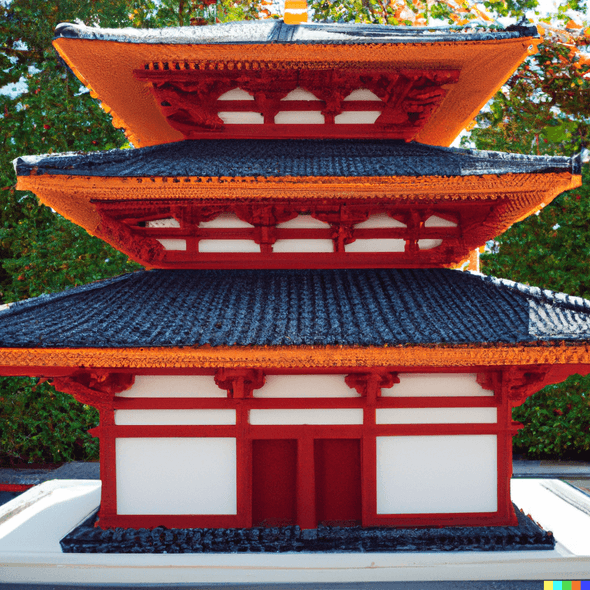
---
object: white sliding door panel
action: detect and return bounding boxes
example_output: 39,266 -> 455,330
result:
376,435 -> 497,514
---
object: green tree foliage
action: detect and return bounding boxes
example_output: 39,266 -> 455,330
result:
309,0 -> 539,26
0,377 -> 99,465
513,374 -> 590,459
0,0 -> 269,465
0,0 -> 142,465
467,1 -> 590,458
484,171 -> 590,458
0,0 -> 141,305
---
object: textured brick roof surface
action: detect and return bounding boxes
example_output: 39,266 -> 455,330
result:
14,140 -> 580,179
1,269 -> 589,348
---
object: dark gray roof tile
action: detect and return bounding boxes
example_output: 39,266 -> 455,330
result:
14,140 -> 579,179
1,269 -> 589,349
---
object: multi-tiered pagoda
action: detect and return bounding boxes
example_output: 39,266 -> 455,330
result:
1,9 -> 589,532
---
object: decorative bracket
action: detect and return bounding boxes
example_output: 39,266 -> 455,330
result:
52,372 -> 135,409
134,67 -> 460,141
345,371 -> 399,399
214,368 -> 265,398
476,371 -> 501,395
501,365 -> 554,406
96,210 -> 165,265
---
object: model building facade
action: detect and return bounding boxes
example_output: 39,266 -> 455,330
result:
1,13 -> 589,531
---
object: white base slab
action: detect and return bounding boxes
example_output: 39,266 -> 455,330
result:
1,479 -> 589,584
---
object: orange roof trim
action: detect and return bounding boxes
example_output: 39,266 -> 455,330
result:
53,34 -> 535,147
17,171 -> 580,244
1,344 -> 590,373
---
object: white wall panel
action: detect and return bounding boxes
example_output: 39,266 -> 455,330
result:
275,112 -> 325,124
424,215 -> 457,227
199,240 -> 261,253
376,407 -> 497,425
334,111 -> 381,124
282,88 -> 319,101
276,215 -> 330,229
114,409 -> 236,425
345,239 -> 406,252
249,408 -> 363,425
116,437 -> 237,515
381,373 -> 492,397
218,88 -> 254,100
343,89 -> 382,101
418,239 -> 443,250
156,239 -> 186,251
376,435 -> 497,514
199,213 -> 254,228
354,214 -> 406,229
118,375 -> 225,398
218,112 -> 264,124
254,374 -> 359,398
147,218 -> 180,228
273,239 -> 333,253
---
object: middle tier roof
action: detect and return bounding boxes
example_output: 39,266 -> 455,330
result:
15,140 -> 580,270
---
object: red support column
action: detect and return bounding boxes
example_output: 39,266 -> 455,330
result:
362,373 -> 380,526
297,435 -> 316,530
236,401 -> 252,528
97,409 -> 117,526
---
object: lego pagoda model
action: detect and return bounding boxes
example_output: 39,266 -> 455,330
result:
1,7 -> 589,532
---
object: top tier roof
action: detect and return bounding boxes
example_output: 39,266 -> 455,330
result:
53,20 -> 539,147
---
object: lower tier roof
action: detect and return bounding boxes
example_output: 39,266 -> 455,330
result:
1,268 -> 590,350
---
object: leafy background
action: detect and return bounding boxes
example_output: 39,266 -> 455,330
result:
0,0 -> 589,464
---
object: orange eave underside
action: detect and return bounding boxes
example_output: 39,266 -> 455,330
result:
16,171 -> 581,241
52,36 -> 536,148
1,343 -> 590,374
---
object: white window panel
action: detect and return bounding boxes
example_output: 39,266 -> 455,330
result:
334,111 -> 381,124
146,218 -> 180,228
114,409 -> 236,425
218,88 -> 254,100
118,375 -> 225,398
249,408 -> 363,425
343,89 -> 382,101
274,111 -> 325,124
354,214 -> 407,229
156,239 -> 186,251
218,112 -> 264,124
199,213 -> 254,228
116,437 -> 237,515
375,407 -> 497,424
376,435 -> 497,514
273,239 -> 333,253
199,240 -> 261,253
424,215 -> 457,227
254,374 -> 359,398
276,215 -> 330,229
381,373 -> 493,397
282,87 -> 320,101
345,239 -> 406,253
418,239 -> 443,250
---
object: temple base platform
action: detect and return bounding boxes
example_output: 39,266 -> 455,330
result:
1,479 -> 589,584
